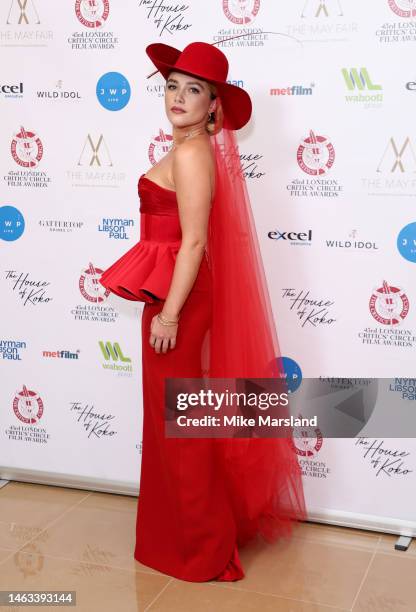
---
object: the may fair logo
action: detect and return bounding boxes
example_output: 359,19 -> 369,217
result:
358,279 -> 415,348
68,133 -> 125,188
5,126 -> 51,189
71,262 -> 119,323
68,0 -> 119,50
138,0 -> 192,37
287,129 -> 343,198
284,0 -> 358,45
1,0 -> 53,47
376,1 -> 416,43
215,0 -> 268,48
149,129 -> 173,165
5,384 -> 50,444
362,136 -> 416,197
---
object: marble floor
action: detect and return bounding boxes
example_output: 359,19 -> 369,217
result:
0,481 -> 415,611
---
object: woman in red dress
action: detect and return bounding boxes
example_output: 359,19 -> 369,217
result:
99,41 -> 307,582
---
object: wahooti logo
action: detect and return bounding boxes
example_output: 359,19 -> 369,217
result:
222,0 -> 260,24
11,126 -> 43,168
148,129 -> 173,166
369,280 -> 409,326
342,67 -> 383,107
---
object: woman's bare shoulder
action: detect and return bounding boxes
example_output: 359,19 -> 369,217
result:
172,136 -> 213,170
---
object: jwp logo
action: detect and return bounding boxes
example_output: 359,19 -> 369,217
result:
0,206 -> 25,241
342,68 -> 383,103
96,72 -> 130,111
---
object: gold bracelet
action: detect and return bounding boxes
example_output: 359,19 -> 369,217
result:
157,313 -> 179,326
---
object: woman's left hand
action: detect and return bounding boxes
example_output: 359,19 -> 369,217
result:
150,314 -> 178,354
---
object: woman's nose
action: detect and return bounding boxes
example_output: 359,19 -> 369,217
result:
174,88 -> 185,103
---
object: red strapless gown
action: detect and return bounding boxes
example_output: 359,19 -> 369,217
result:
99,174 -> 245,581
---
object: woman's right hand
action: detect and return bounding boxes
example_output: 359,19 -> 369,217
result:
149,314 -> 178,354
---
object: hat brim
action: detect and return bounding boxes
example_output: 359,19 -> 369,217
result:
146,43 -> 252,131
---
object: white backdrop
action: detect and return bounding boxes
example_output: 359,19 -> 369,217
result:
1,0 -> 415,536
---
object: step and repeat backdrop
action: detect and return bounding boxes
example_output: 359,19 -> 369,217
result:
1,1 -> 415,535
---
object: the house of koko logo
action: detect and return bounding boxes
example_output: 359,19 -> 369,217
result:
240,151 -> 265,179
287,130 -> 343,198
99,340 -> 132,375
5,126 -> 51,189
362,136 -> 416,196
358,280 -> 415,348
342,67 -> 383,107
284,0 -> 358,44
13,385 -> 43,424
223,0 -> 260,24
96,72 -> 130,110
5,270 -> 52,307
0,206 -> 25,241
138,0 -> 192,36
79,262 -> 110,303
376,1 -> 416,43
397,222 -> 416,263
149,129 -> 173,165
1,0 -> 53,47
68,133 -> 125,188
70,402 -> 117,439
281,288 -> 336,328
68,0 -> 119,50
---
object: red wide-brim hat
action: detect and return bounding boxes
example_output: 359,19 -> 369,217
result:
146,41 -> 252,131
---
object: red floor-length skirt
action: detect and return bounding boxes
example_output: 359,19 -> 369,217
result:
134,285 -> 244,581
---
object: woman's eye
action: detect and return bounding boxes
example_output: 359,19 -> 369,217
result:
167,84 -> 176,90
190,87 -> 200,94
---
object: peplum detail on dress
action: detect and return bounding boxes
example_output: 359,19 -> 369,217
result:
99,240 -> 181,303
99,174 -> 210,303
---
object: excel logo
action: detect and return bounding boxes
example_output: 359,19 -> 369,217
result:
99,341 -> 132,375
341,68 -> 383,105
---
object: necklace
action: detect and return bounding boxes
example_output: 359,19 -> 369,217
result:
172,128 -> 207,149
